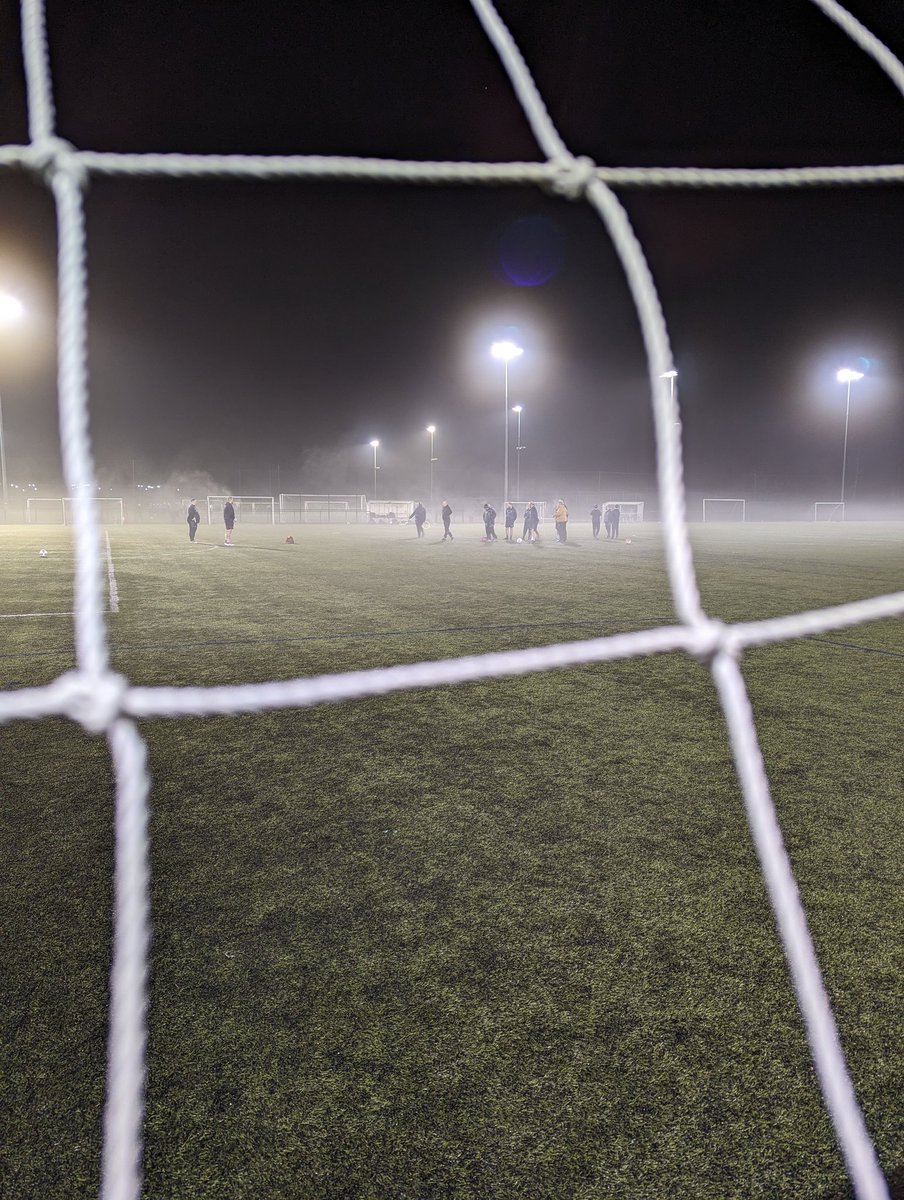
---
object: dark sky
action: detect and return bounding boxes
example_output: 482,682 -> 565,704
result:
0,0 -> 901,500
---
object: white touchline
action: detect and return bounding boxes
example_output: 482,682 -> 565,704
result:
105,531 -> 120,613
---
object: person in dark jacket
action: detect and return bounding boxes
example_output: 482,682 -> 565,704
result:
482,503 -> 497,541
223,497 -> 235,545
604,505 -> 614,539
525,502 -> 540,542
590,503 -> 602,539
441,500 -> 454,541
187,499 -> 201,542
504,502 -> 517,541
410,502 -> 427,537
611,503 -> 621,539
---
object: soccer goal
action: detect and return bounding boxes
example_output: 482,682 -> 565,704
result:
207,495 -> 275,524
278,493 -> 367,523
367,500 -> 414,524
603,500 -> 644,522
703,498 -> 746,522
814,501 -> 845,522
25,497 -> 65,523
53,497 -> 125,525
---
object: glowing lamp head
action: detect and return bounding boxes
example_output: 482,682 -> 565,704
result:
0,292 -> 24,324
491,340 -> 523,362
836,368 -> 864,383
660,370 -> 678,379
512,405 -> 523,413
426,425 -> 436,434
369,439 -> 379,448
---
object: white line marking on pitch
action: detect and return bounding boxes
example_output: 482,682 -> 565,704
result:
105,531 -> 120,613
0,611 -> 82,619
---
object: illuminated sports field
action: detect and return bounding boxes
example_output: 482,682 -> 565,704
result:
1,521 -> 902,1199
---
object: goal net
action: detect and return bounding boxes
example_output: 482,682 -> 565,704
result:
367,499 -> 414,523
703,498 -> 746,523
278,493 -> 367,523
603,500 -> 644,522
1,3 -> 900,1199
64,497 -> 124,526
206,495 -> 275,524
814,501 -> 845,522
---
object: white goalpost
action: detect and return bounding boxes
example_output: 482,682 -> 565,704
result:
27,497 -> 125,524
206,495 -> 275,525
814,501 -> 845,522
366,499 -> 414,523
25,497 -> 65,523
703,498 -> 746,522
278,493 -> 367,523
2,2 -> 900,1199
603,500 -> 644,522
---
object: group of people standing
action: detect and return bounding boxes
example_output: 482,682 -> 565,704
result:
409,499 -> 623,544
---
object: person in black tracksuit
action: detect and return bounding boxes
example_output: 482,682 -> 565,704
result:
611,504 -> 621,539
590,504 -> 601,539
504,502 -> 517,541
483,503 -> 497,541
441,501 -> 454,540
223,497 -> 235,545
187,499 -> 201,542
410,502 -> 427,537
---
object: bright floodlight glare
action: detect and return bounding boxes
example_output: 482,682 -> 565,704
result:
659,370 -> 677,379
0,292 -> 25,323
369,438 -> 379,447
837,368 -> 864,383
426,425 -> 436,433
491,340 -> 523,362
512,404 -> 523,413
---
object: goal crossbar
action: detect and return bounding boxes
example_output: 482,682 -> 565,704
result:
703,497 -> 746,521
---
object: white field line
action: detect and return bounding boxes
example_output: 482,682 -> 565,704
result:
106,532 -> 120,613
0,610 -> 81,618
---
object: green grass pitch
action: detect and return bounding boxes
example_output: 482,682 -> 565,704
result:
1,520 -> 902,1199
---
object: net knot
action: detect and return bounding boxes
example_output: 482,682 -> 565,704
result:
25,137 -> 88,189
55,669 -> 128,734
548,154 -> 598,200
688,618 -> 737,665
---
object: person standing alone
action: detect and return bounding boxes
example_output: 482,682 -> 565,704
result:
187,498 -> 201,542
483,503 -> 498,542
223,497 -> 236,545
504,502 -> 517,541
553,498 -> 568,543
590,503 -> 602,539
410,501 -> 427,537
441,500 -> 454,541
611,504 -> 621,540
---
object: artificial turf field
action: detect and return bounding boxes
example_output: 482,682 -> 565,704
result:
0,519 -> 902,1200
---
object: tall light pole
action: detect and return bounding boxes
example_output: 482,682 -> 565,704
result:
0,291 -> 25,523
426,425 -> 436,518
837,367 -> 864,515
491,339 -> 523,508
369,439 -> 380,501
512,405 -> 524,500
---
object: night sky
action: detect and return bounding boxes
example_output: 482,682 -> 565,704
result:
0,0 -> 901,502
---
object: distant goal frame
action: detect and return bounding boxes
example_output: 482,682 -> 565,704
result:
814,501 -> 845,522
602,500 -> 644,523
206,495 -> 276,525
702,497 -> 746,522
26,496 -> 125,525
278,493 -> 367,524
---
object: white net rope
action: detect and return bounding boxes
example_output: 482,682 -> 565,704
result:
1,1 -> 902,1197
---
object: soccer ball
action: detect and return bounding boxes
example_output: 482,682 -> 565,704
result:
39,548 -> 48,557
516,537 -> 523,543
625,539 -> 632,544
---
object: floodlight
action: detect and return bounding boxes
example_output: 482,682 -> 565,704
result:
0,292 -> 24,324
836,368 -> 864,383
369,438 -> 379,447
490,340 -> 523,362
512,404 -> 522,413
659,370 -> 677,379
426,425 -> 436,433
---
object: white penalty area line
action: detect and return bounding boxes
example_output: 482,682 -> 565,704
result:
105,531 -> 120,613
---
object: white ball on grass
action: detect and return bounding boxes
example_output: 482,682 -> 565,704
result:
39,548 -> 48,557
